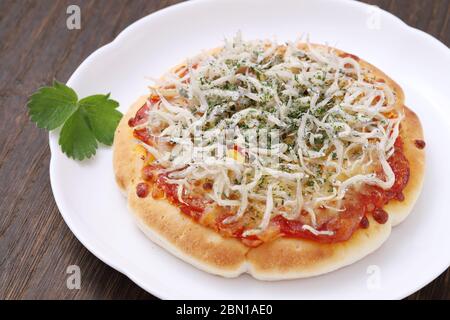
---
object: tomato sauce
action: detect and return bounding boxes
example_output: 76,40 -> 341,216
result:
133,128 -> 158,146
136,182 -> 149,198
128,104 -> 149,127
138,164 -> 210,221
128,96 -> 160,128
414,139 -> 426,149
134,117 -> 411,246
157,174 -> 208,221
272,137 -> 410,243
340,52 -> 360,61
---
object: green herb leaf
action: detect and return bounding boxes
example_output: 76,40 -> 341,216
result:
79,95 -> 122,146
59,109 -> 98,161
28,81 -> 122,160
28,81 -> 78,130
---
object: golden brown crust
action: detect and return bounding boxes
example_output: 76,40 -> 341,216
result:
113,44 -> 425,279
113,96 -> 149,193
384,106 -> 425,226
128,188 -> 249,277
246,216 -> 390,279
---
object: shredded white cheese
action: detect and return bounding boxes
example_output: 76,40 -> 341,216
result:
138,34 -> 402,237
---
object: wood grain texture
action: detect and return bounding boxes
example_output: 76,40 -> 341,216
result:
0,0 -> 448,300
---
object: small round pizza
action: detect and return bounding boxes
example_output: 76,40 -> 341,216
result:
113,35 -> 426,280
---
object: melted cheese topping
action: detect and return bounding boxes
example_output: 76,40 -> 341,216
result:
139,34 -> 402,237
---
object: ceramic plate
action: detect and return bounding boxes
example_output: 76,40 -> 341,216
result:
50,0 -> 450,299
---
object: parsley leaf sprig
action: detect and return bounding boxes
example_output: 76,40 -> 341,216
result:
28,81 -> 123,160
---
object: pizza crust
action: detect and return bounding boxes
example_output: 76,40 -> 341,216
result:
246,215 -> 390,280
113,96 -> 148,194
113,46 -> 425,280
384,107 -> 425,226
129,188 -> 249,277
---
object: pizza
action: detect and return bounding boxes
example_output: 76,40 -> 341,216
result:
113,35 -> 425,280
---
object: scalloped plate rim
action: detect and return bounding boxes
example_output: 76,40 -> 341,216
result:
49,0 -> 450,300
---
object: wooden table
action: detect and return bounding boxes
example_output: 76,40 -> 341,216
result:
0,0 -> 448,300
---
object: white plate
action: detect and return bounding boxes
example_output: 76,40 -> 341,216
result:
50,0 -> 450,299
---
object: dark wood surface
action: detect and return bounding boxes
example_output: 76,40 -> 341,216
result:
0,0 -> 448,300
